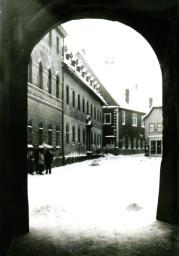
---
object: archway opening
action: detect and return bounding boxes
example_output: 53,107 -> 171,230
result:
22,19 -> 173,256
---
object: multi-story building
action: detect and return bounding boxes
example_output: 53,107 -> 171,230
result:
143,106 -> 163,156
63,49 -> 107,162
103,105 -> 146,154
27,26 -> 67,166
27,27 -> 108,168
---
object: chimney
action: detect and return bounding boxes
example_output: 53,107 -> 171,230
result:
149,98 -> 153,108
125,89 -> 129,104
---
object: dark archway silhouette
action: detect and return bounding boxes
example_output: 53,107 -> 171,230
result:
0,1 -> 178,254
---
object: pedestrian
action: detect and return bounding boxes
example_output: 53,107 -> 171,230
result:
27,153 -> 34,175
38,149 -> 44,174
44,150 -> 53,174
34,148 -> 39,174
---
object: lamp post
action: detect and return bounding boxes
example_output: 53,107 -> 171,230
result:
86,114 -> 93,159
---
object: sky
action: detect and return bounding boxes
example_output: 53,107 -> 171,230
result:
62,19 -> 162,111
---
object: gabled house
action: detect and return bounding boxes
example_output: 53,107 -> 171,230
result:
143,106 -> 163,156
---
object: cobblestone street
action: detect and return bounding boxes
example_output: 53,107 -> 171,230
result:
8,155 -> 178,255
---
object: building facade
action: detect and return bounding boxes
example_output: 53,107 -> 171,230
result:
27,26 -> 108,167
103,105 -> 145,154
27,26 -> 67,166
143,106 -> 163,156
63,49 -> 107,161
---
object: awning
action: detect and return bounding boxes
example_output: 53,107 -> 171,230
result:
27,144 -> 34,148
39,145 -> 44,148
42,143 -> 53,149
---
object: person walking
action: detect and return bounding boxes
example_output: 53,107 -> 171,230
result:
38,149 -> 44,175
34,149 -> 39,174
44,150 -> 53,174
27,153 -> 34,175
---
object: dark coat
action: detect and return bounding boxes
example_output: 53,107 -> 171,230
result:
44,150 -> 53,165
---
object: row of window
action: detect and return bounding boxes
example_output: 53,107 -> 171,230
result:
149,123 -> 163,133
66,86 -> 102,121
121,137 -> 145,149
27,120 -> 60,146
103,112 -> 145,127
28,60 -> 61,99
123,112 -> 145,127
66,124 -> 102,145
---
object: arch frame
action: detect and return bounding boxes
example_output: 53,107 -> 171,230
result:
0,1 -> 179,253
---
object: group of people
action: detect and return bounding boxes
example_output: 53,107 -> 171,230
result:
28,149 -> 53,175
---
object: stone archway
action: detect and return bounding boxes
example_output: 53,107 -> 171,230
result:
0,0 -> 178,253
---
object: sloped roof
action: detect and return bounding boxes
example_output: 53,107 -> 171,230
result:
75,51 -> 118,106
143,106 -> 162,120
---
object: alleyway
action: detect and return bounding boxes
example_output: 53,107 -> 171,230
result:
8,155 -> 178,256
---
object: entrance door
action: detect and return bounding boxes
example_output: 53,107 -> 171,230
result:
157,140 -> 162,154
151,141 -> 156,154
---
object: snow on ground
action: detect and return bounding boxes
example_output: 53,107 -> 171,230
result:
8,154 -> 179,256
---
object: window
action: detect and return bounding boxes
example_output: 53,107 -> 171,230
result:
103,113 -> 111,124
128,137 -> 131,149
132,113 -> 137,126
97,134 -> 99,145
39,62 -> 43,89
66,124 -> 69,144
122,111 -> 125,125
157,123 -> 163,132
56,126 -> 60,146
100,111 -> 102,122
82,98 -> 85,113
28,57 -> 32,83
97,109 -> 99,121
48,69 -> 52,94
78,94 -> 80,110
122,136 -> 125,149
72,126 -> 75,143
49,31 -> 52,47
48,124 -> 52,145
149,123 -> 155,132
27,119 -> 32,144
56,75 -> 59,98
39,122 -> 43,145
83,129 -> 85,144
91,104 -> 93,117
66,86 -> 69,104
94,107 -> 96,120
141,115 -> 145,127
72,90 -> 75,108
138,139 -> 141,149
56,36 -> 59,54
133,138 -> 136,149
78,128 -> 80,143
87,101 -> 89,114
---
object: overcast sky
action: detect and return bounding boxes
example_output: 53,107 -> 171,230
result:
62,19 -> 162,110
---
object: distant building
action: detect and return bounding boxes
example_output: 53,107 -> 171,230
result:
143,106 -> 163,156
103,105 -> 145,154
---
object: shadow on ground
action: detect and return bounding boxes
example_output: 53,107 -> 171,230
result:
8,221 -> 178,256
